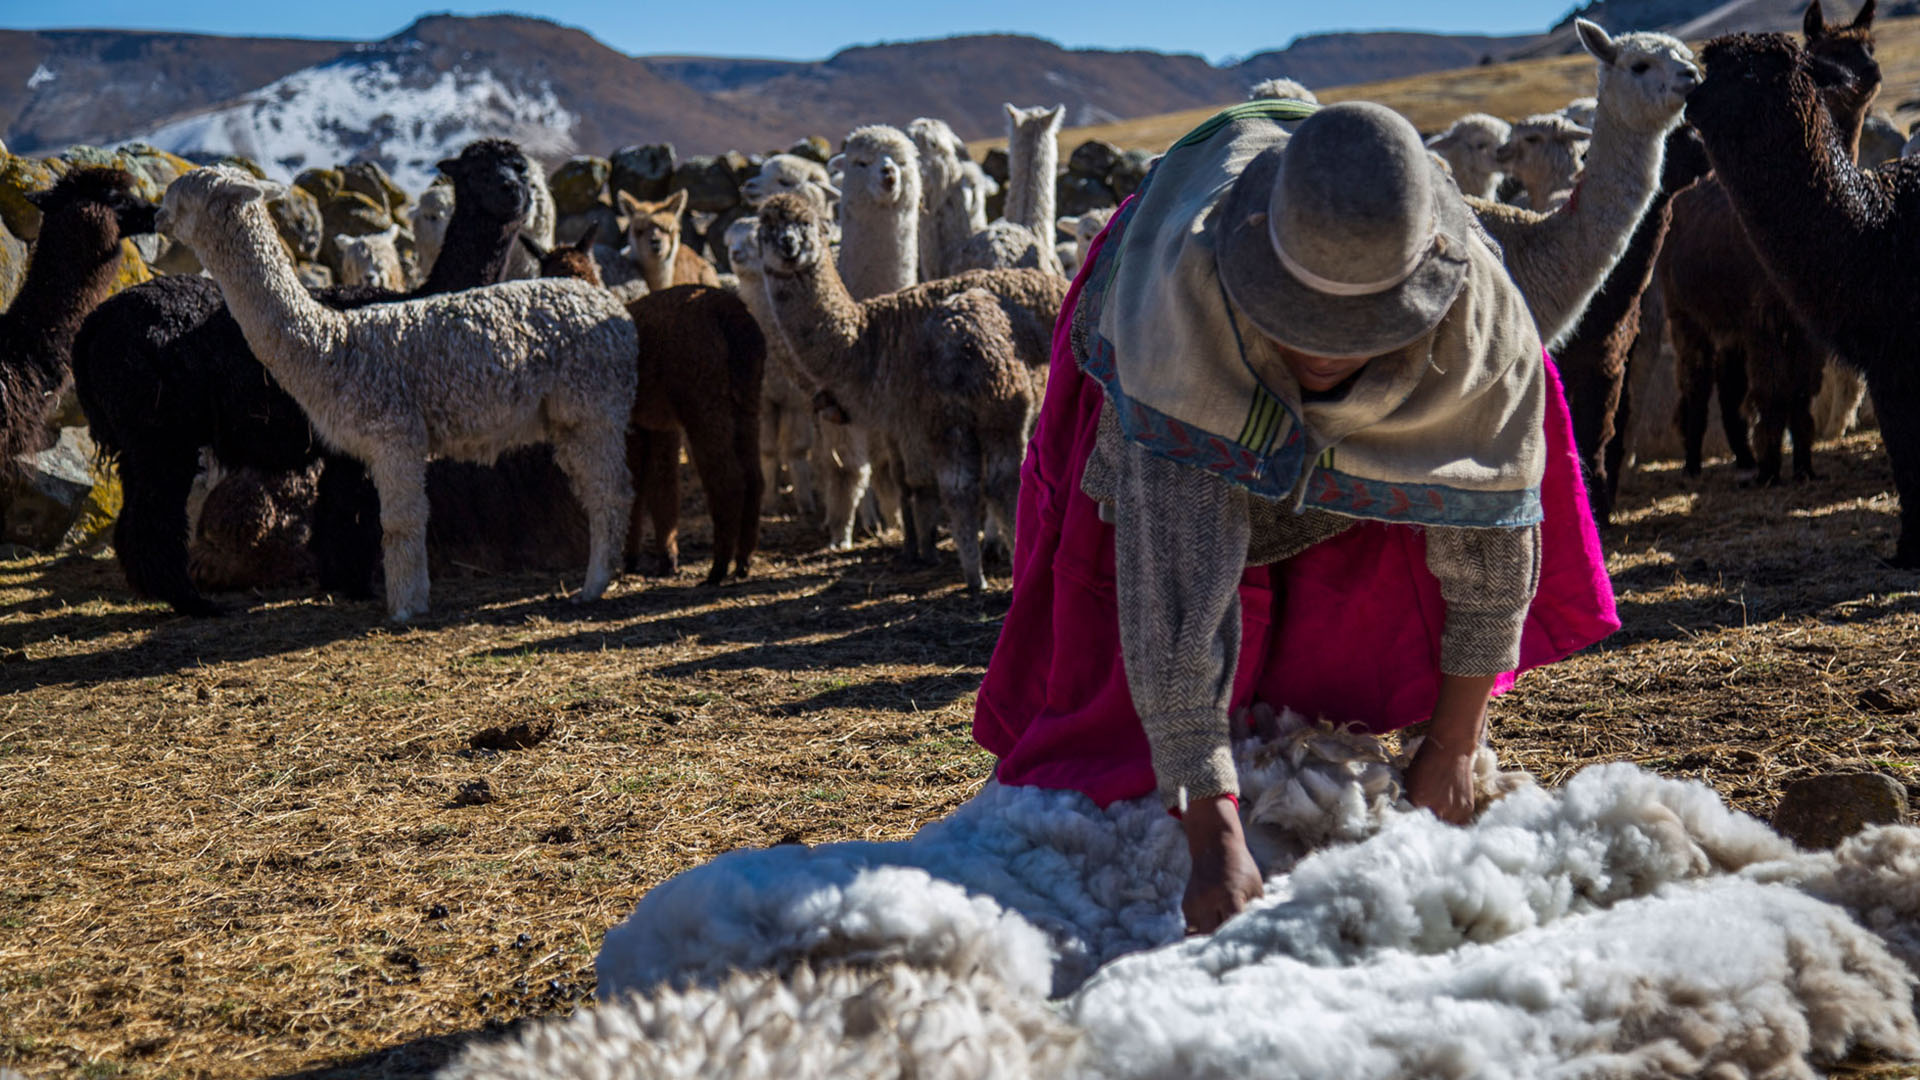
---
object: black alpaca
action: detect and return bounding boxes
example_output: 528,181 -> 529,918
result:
0,168 -> 155,470
1688,30 -> 1920,566
73,139 -> 536,614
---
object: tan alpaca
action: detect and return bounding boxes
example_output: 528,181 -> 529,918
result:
158,166 -> 638,621
754,194 -> 1064,589
619,189 -> 723,293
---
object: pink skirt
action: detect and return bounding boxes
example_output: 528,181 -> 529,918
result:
973,210 -> 1621,808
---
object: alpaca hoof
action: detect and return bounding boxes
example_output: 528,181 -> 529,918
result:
629,552 -> 677,578
700,573 -> 726,588
170,597 -> 226,618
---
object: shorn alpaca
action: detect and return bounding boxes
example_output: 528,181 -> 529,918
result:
1498,113 -> 1591,209
1470,20 -> 1698,347
1660,0 -> 1880,486
1426,113 -> 1511,200
0,168 -> 154,468
619,189 -> 723,293
953,105 -> 1065,276
1556,124 -> 1713,526
74,138 -> 545,615
726,218 -> 818,520
155,167 -> 636,619
1687,30 -> 1920,566
755,194 -> 1055,589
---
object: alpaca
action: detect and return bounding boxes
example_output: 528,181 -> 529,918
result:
743,154 -> 839,220
153,167 -> 635,619
334,224 -> 404,290
0,168 -> 154,470
1497,113 -> 1592,210
910,116 -> 979,282
530,229 -> 765,584
952,106 -> 1065,277
1686,30 -> 1920,566
1660,0 -> 1880,486
1247,77 -> 1318,104
726,217 -> 818,520
1055,208 -> 1114,279
755,194 -> 1052,589
74,138 -> 544,615
501,161 -> 556,282
619,189 -> 723,293
411,180 -> 454,282
1426,113 -> 1512,200
1556,124 -> 1713,526
1563,95 -> 1600,127
1470,21 -> 1698,348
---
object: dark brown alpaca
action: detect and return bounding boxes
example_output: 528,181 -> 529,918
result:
0,168 -> 154,469
530,233 -> 766,585
1659,0 -> 1879,486
1557,124 -> 1713,526
1688,30 -> 1920,565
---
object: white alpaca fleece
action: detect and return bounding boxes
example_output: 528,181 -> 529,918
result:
832,125 -> 920,300
335,224 -> 404,290
412,182 -> 455,281
908,116 -> 977,281
1428,112 -> 1513,201
159,166 -> 637,619
1247,77 -> 1318,104
744,154 -> 839,219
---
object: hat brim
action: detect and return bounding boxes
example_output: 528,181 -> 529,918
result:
1215,143 -> 1473,359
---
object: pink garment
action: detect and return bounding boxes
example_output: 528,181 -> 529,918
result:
973,209 -> 1621,808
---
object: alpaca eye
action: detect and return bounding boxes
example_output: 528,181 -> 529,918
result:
1632,61 -> 1651,74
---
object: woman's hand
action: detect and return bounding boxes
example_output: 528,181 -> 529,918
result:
1407,672 -> 1499,825
1181,795 -> 1264,934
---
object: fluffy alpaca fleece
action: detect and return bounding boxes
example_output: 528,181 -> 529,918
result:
157,167 -> 637,619
909,117 -> 978,282
0,167 -> 154,469
1660,0 -> 1881,486
619,190 -> 723,294
743,154 -> 839,221
1247,77 -> 1318,103
1426,113 -> 1512,200
726,217 -> 818,520
1470,20 -> 1698,347
1556,124 -> 1713,526
1498,112 -> 1591,210
334,224 -> 404,290
952,105 -> 1065,277
1564,94 -> 1600,127
411,181 -> 454,282
755,194 -> 1065,585
189,463 -> 321,590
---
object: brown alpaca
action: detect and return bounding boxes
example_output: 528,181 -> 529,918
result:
1687,30 -> 1920,565
531,235 -> 766,585
618,190 -> 723,294
1659,0 -> 1879,485
753,193 -> 1056,589
1557,124 -> 1713,526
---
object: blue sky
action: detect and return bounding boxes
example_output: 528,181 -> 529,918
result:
8,1 -> 1577,62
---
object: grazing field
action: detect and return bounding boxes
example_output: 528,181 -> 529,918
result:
1,428 -> 1917,1078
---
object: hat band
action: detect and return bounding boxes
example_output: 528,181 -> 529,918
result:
1269,213 -> 1436,299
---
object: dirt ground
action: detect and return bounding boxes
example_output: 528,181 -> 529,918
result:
2,430 -> 1917,1079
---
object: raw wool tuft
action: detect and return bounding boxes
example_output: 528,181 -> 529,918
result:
1426,113 -> 1512,201
440,963 -> 1084,1080
1247,77 -> 1318,104
334,224 -> 404,290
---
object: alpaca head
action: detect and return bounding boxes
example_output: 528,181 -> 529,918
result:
1577,20 -> 1699,133
831,126 -> 920,213
1563,97 -> 1600,128
908,117 -> 968,197
334,224 -> 403,289
755,194 -> 829,279
435,138 -> 535,227
24,166 -> 156,242
619,189 -> 688,269
1803,0 -> 1882,125
1247,77 -> 1318,105
521,222 -> 602,286
1496,114 -> 1592,200
1006,103 -> 1066,147
744,154 -> 838,218
156,166 -> 284,250
1426,113 -> 1512,197
1660,124 -> 1714,193
724,216 -> 763,279
1689,33 -> 1859,155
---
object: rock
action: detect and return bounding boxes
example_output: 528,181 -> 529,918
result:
982,147 -> 1011,185
549,156 -> 611,215
787,136 -> 832,164
215,155 -> 269,179
610,144 -> 675,202
1860,112 -> 1906,166
4,427 -> 102,552
671,155 -> 742,214
0,216 -> 25,311
342,160 -> 408,214
719,150 -> 755,187
152,238 -> 204,276
1056,174 -> 1117,217
453,778 -> 495,807
0,153 -> 68,241
1106,149 -> 1155,201
61,144 -> 194,205
1068,139 -> 1122,180
1772,773 -> 1910,850
268,184 -> 324,262
111,238 -> 153,294
555,205 -> 622,250
293,167 -> 344,202
318,191 -> 392,271
469,717 -> 555,751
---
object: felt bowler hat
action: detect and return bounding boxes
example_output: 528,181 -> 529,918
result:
1217,101 -> 1473,359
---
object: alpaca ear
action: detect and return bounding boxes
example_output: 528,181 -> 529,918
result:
1853,0 -> 1876,29
1005,102 -> 1021,123
517,233 -> 549,262
575,220 -> 601,252
827,153 -> 845,174
664,188 -> 689,217
1804,0 -> 1830,40
615,190 -> 641,215
436,157 -> 461,178
1575,19 -> 1619,65
22,188 -> 52,211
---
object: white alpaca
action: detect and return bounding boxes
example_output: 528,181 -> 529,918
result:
501,162 -> 557,281
1055,207 -> 1114,278
952,105 -> 1065,277
157,167 -> 637,620
726,216 -> 818,520
1471,20 -> 1698,347
1426,112 -> 1512,200
1247,76 -> 1318,103
1498,112 -> 1593,210
410,181 -> 454,284
744,153 -> 840,220
909,116 -> 977,282
1563,94 -> 1599,127
334,224 -> 404,290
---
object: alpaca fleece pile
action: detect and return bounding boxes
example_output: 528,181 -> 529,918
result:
446,712 -> 1920,1078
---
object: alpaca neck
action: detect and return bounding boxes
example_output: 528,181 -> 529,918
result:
1005,128 -> 1057,233
763,258 -> 872,407
1459,164 -> 1497,202
919,172 -> 971,281
840,197 -> 918,300
419,194 -> 517,295
638,240 -> 676,294
1554,101 -> 1668,284
1564,165 -> 1688,345
6,210 -> 122,372
736,265 -> 806,383
194,200 -> 350,387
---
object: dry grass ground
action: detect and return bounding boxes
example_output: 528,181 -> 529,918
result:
2,427 -> 1918,1080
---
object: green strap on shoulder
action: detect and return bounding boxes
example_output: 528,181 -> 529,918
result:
1167,98 -> 1320,153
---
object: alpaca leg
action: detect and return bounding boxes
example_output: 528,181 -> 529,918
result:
632,427 -> 682,578
312,454 -> 380,599
684,421 -> 744,587
1601,360 -> 1633,528
552,423 -> 633,602
910,485 -> 942,565
933,428 -> 986,591
1717,349 -> 1756,472
369,452 -> 431,621
784,411 -> 818,521
819,421 -> 869,551
1870,380 -> 1920,568
982,446 -> 1022,559
1748,393 -> 1788,488
1670,314 -> 1715,478
115,448 -> 222,616
733,410 -> 763,579
759,405 -> 785,516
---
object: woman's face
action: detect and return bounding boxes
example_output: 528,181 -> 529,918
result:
1274,342 -> 1372,393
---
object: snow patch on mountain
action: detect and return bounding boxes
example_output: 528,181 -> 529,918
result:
135,45 -> 576,194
